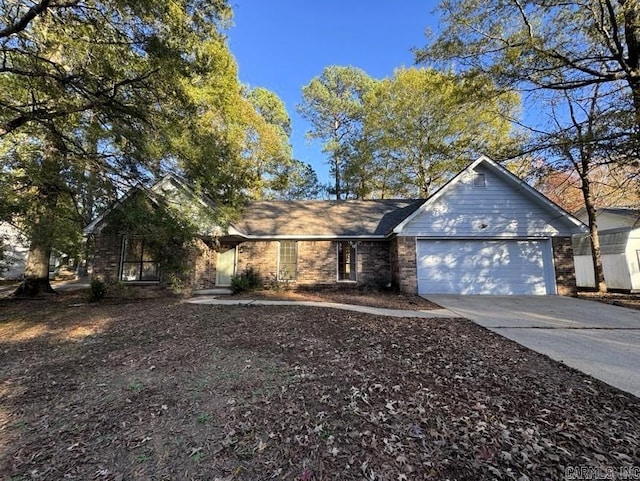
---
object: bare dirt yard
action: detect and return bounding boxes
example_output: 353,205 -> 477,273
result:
1,293 -> 639,480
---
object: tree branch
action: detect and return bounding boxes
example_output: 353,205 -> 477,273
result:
0,0 -> 51,39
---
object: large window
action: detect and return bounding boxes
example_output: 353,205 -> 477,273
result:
278,240 -> 297,281
337,241 -> 357,281
120,236 -> 159,282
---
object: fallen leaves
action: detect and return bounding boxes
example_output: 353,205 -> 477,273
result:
0,299 -> 639,480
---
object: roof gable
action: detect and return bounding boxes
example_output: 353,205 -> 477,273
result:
395,156 -> 586,237
84,174 -> 222,236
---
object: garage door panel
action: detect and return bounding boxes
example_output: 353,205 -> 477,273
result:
417,240 -> 554,295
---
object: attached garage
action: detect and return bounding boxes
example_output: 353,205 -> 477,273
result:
392,157 -> 587,296
416,239 -> 556,295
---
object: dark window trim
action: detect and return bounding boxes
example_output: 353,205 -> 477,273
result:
473,172 -> 486,188
336,241 -> 357,282
119,235 -> 160,283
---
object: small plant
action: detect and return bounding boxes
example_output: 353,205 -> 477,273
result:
135,453 -> 151,463
87,278 -> 106,302
230,267 -> 262,294
128,380 -> 144,392
196,412 -> 213,424
189,446 -> 204,464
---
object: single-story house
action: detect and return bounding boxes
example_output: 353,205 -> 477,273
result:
573,208 -> 640,291
85,156 -> 587,295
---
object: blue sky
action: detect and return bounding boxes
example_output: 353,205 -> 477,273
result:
226,1 -> 442,185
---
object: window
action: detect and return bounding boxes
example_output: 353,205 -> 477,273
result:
278,241 -> 297,281
473,173 -> 486,188
120,236 -> 159,282
337,241 -> 357,281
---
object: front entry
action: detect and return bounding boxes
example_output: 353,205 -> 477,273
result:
216,247 -> 236,286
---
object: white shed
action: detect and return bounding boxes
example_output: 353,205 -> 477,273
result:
573,227 -> 640,291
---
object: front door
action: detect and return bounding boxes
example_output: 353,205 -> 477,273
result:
216,247 -> 236,286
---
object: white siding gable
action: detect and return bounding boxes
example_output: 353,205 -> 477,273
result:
400,164 -> 579,238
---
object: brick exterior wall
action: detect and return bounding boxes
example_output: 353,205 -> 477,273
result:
552,236 -> 577,296
91,235 -> 396,291
236,241 -> 279,284
191,239 -> 216,289
91,233 -> 218,290
390,236 -> 418,294
91,233 -> 122,283
236,240 -> 391,288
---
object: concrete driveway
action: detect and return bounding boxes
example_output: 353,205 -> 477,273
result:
426,295 -> 640,398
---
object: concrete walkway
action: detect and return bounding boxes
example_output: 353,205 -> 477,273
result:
185,296 -> 457,319
428,295 -> 640,398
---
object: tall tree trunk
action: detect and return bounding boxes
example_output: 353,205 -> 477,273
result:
334,153 -> 342,201
581,176 -> 607,293
14,234 -> 56,296
623,0 -> 640,133
14,139 -> 63,297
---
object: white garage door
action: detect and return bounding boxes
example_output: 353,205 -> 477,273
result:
417,239 -> 556,295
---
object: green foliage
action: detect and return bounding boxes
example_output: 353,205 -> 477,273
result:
103,190 -> 200,283
0,1 -> 290,291
269,159 -> 322,200
298,66 -> 376,199
362,68 -> 520,197
230,267 -> 262,294
196,412 -> 213,424
416,0 -> 640,155
417,0 -> 632,91
298,65 -> 519,199
88,279 -> 106,302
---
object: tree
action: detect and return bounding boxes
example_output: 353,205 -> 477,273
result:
416,0 -> 640,130
0,0 -> 267,295
418,0 -> 640,292
536,165 -> 640,213
524,84 -> 635,293
243,86 -> 295,199
362,68 -> 520,197
269,159 -> 322,200
297,66 -> 376,200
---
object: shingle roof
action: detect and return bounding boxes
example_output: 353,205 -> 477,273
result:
598,207 -> 640,219
230,199 -> 426,238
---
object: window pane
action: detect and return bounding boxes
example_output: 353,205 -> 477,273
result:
140,262 -> 159,281
121,262 -> 141,281
123,237 -> 143,261
121,236 -> 159,281
279,241 -> 297,280
337,242 -> 357,281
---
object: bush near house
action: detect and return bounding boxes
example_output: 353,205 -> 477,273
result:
230,267 -> 262,293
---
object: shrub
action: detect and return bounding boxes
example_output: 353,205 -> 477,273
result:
88,278 -> 106,302
230,267 -> 262,294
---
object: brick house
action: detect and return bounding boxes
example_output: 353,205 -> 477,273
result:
85,156 -> 586,295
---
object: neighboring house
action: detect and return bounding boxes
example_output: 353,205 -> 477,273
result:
85,156 -> 586,295
0,222 -> 66,280
574,207 -> 640,230
0,222 -> 29,280
573,208 -> 640,291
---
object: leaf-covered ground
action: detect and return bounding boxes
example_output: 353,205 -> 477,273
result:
230,288 -> 439,311
0,295 -> 638,480
577,292 -> 640,312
